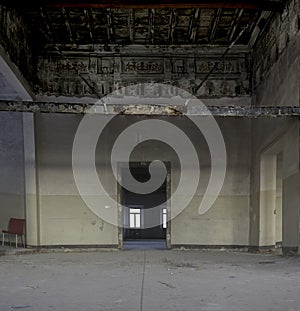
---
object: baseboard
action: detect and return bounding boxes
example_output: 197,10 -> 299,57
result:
1,241 -> 24,248
282,247 -> 298,256
171,244 -> 248,251
248,245 -> 276,253
26,244 -> 119,250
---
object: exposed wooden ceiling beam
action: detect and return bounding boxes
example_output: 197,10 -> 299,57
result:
128,9 -> 134,43
84,9 -> 94,43
39,1 -> 285,11
106,8 -> 114,43
209,8 -> 222,43
188,8 -> 200,42
248,11 -> 271,48
61,8 -> 75,43
228,9 -> 244,42
147,9 -> 155,44
168,9 -> 177,44
40,7 -> 55,43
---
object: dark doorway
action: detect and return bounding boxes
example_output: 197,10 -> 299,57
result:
121,163 -> 168,249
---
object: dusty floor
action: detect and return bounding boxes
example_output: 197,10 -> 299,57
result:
0,249 -> 299,311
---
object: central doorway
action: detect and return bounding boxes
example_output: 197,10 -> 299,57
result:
118,162 -> 170,250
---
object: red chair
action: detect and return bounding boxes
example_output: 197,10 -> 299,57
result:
2,218 -> 25,248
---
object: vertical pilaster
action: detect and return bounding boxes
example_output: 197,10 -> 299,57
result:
282,122 -> 299,255
259,154 -> 277,247
23,112 -> 40,247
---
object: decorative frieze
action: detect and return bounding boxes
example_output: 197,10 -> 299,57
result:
97,57 -> 115,74
37,48 -> 250,98
195,60 -> 237,74
121,58 -> 164,74
56,59 -> 88,73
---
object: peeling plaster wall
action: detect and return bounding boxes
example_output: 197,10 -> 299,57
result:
252,0 -> 300,107
0,112 -> 25,238
35,113 -> 250,247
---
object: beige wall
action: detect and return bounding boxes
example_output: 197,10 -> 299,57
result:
259,153 -> 277,246
171,117 -> 250,246
34,113 -> 251,247
1,111 -> 297,251
0,112 -> 25,239
35,114 -> 118,246
250,118 -> 299,252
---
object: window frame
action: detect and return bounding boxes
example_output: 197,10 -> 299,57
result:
162,207 -> 167,229
128,205 -> 144,229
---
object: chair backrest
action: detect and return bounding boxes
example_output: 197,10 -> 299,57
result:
8,218 -> 25,235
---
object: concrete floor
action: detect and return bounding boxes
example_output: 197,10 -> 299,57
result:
0,249 -> 300,311
0,245 -> 35,256
123,239 -> 167,250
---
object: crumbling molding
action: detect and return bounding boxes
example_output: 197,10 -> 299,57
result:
0,100 -> 299,117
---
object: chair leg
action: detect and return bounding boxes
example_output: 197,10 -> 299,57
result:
21,235 -> 24,248
15,234 -> 17,248
2,232 -> 4,246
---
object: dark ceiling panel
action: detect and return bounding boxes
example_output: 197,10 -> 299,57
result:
19,6 -> 272,47
41,1 -> 285,12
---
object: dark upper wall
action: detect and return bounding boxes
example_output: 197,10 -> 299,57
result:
0,5 -> 36,89
0,6 -> 265,101
251,0 -> 300,106
2,3 -> 294,104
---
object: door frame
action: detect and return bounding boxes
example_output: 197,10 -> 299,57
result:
117,161 -> 171,249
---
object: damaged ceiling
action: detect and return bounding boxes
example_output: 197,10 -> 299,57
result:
20,6 -> 278,47
0,1 -> 286,108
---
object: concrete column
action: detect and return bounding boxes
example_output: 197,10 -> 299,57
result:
259,154 -> 277,247
23,112 -> 40,246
